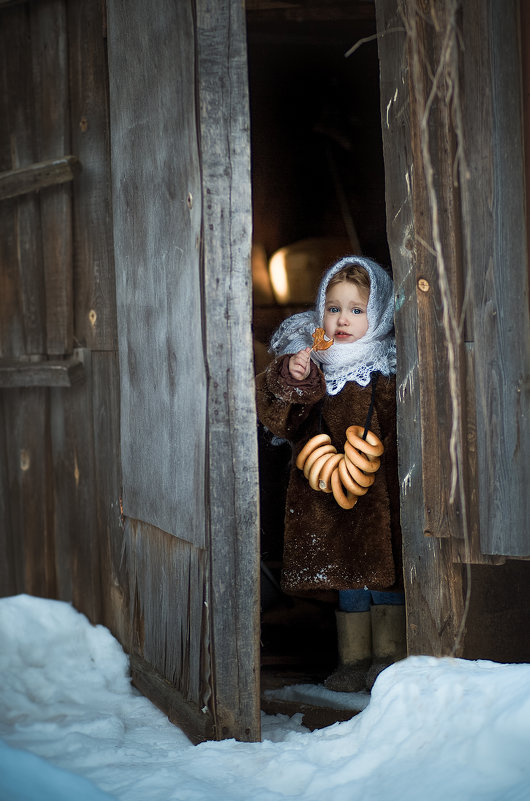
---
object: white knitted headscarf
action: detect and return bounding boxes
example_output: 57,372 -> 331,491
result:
269,256 -> 396,394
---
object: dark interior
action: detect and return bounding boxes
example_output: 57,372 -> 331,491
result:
246,5 -> 530,711
246,3 -> 390,692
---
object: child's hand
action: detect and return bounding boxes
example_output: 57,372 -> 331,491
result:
288,347 -> 311,381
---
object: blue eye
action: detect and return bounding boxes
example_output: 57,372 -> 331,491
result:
353,308 -> 362,315
328,306 -> 340,313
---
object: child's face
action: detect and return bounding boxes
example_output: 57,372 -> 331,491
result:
323,281 -> 369,344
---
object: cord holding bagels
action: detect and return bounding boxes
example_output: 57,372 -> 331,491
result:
295,426 -> 384,510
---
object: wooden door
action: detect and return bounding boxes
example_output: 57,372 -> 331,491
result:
376,0 -> 530,656
106,0 -> 260,742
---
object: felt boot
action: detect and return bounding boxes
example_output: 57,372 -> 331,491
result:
365,604 -> 407,690
324,610 -> 372,692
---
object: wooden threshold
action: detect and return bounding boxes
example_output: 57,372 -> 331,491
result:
260,664 -> 365,732
260,695 -> 361,731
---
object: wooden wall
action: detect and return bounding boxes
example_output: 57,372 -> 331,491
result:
0,0 -> 121,630
0,0 -> 259,743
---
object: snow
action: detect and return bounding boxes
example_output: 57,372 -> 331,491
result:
262,682 -> 371,712
1,595 -> 530,801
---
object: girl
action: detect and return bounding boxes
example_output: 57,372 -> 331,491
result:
256,256 -> 405,692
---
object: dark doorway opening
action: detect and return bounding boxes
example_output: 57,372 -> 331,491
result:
246,3 -> 390,724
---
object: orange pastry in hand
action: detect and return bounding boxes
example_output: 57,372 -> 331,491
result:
311,327 -> 334,351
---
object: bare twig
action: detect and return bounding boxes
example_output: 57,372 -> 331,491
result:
344,28 -> 404,59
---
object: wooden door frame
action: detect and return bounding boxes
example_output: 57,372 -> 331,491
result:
197,0 -> 261,741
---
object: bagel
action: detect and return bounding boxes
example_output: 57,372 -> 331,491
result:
344,440 -> 381,474
295,434 -> 331,470
317,452 -> 343,491
338,456 -> 370,496
308,451 -> 337,490
343,452 -> 375,488
331,465 -> 357,509
303,443 -> 337,479
345,425 -> 384,457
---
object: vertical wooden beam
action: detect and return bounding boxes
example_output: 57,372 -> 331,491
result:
522,0 -> 530,277
197,0 -> 261,740
0,393 -> 19,596
462,0 -> 530,557
30,0 -> 73,355
376,0 -> 466,655
404,0 -> 467,542
51,350 -> 101,623
0,5 -> 45,358
68,0 -> 117,351
2,387 -> 56,597
90,350 -> 128,642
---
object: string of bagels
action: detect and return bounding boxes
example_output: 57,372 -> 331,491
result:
295,328 -> 384,510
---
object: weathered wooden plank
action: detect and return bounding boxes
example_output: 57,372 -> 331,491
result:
30,0 -> 74,355
30,0 -> 73,357
107,0 -> 206,544
450,344 -> 504,566
260,697 -> 360,731
16,194 -> 47,356
405,2 -> 467,540
0,6 -> 46,357
0,200 -> 29,357
522,1 -> 530,269
0,156 -> 79,201
130,654 -> 215,746
122,520 -> 210,723
376,0 -> 465,656
68,0 -> 117,351
50,349 -> 101,622
187,544 -> 208,704
0,393 -> 19,597
197,0 -> 261,740
90,350 -> 128,644
2,387 -> 56,596
460,0 -> 530,557
0,357 -> 84,387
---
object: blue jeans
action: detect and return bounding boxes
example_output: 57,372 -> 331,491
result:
339,588 -> 405,612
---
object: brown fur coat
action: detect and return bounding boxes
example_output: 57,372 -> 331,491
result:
256,356 -> 402,595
